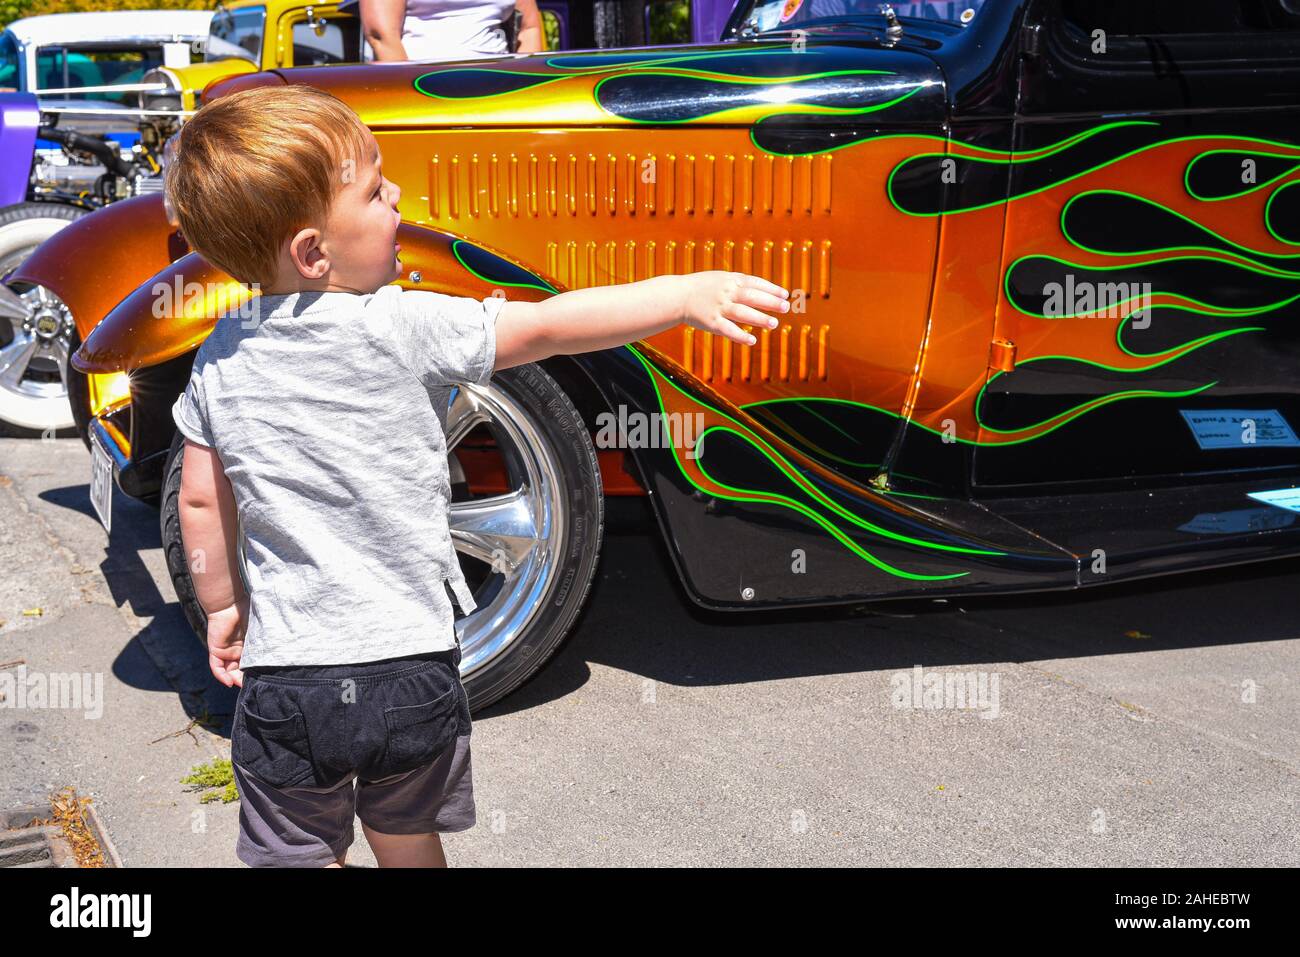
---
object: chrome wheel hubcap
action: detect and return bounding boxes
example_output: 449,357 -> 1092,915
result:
447,381 -> 567,679
0,284 -> 73,404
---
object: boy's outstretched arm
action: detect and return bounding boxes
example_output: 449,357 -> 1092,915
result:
177,439 -> 249,687
493,271 -> 790,371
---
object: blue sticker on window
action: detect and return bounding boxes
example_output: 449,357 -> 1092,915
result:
1179,409 -> 1300,449
1247,488 -> 1300,513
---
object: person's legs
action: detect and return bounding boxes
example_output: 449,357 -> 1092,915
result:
231,758 -> 358,867
361,822 -> 447,867
353,657 -> 475,866
354,736 -> 473,866
234,650 -> 472,867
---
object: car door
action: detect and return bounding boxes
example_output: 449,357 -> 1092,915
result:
974,0 -> 1300,490
282,5 -> 362,67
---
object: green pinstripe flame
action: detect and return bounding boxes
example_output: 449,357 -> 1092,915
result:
625,344 -> 1015,582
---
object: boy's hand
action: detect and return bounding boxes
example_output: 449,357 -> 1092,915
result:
207,597 -> 249,688
496,271 -> 791,372
680,271 -> 790,346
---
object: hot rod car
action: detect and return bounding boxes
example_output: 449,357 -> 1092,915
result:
12,0 -> 1300,709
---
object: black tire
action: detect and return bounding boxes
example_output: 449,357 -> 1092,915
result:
159,362 -> 604,713
161,428 -> 208,641
66,323 -> 94,452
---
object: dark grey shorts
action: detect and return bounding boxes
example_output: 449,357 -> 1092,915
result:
230,646 -> 474,867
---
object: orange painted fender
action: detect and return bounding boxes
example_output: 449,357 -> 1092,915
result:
69,221 -> 561,375
9,194 -> 187,347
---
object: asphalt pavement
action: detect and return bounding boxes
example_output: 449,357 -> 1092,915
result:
1,432 -> 1296,866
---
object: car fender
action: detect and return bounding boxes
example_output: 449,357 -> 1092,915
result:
7,193 -> 186,344
69,221 -> 559,375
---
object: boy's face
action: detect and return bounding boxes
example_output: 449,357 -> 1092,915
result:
318,131 -> 403,293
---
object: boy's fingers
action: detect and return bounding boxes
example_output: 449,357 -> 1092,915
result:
737,274 -> 789,298
209,654 -> 235,688
725,302 -> 781,330
712,316 -> 757,345
739,287 -> 791,313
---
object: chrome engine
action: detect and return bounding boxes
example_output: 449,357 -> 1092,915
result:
30,142 -> 164,202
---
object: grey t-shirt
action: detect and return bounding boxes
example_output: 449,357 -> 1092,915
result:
171,285 -> 504,667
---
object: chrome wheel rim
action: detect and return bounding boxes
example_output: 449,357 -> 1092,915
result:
447,381 -> 567,679
0,284 -> 75,430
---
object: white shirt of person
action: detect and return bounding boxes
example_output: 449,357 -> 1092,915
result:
349,0 -> 516,61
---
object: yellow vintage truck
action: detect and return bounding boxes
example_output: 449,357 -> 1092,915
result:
136,0 -> 684,112
139,0 -> 364,113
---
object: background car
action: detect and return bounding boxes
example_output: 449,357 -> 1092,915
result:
140,0 -> 736,113
0,8 -> 210,434
0,9 -> 212,265
0,1 -> 733,435
43,0 -> 1300,714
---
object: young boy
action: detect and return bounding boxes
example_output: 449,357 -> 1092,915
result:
168,84 -> 789,868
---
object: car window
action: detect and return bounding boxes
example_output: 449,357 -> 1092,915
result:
35,47 -> 164,103
646,0 -> 691,43
0,31 -> 18,92
1023,0 -> 1300,114
541,8 -> 562,49
292,16 -> 362,65
208,3 -> 267,64
1059,0 -> 1300,35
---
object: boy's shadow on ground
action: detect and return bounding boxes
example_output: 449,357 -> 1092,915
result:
41,479 -> 241,736
114,607 -> 240,738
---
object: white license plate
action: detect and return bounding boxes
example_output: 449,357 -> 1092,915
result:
90,437 -> 112,534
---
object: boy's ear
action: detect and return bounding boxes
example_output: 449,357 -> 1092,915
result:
287,227 -> 328,280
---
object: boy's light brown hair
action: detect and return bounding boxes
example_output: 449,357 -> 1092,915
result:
164,84 -> 373,289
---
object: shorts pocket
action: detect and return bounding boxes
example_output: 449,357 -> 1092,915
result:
381,683 -> 459,777
236,705 -> 315,789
